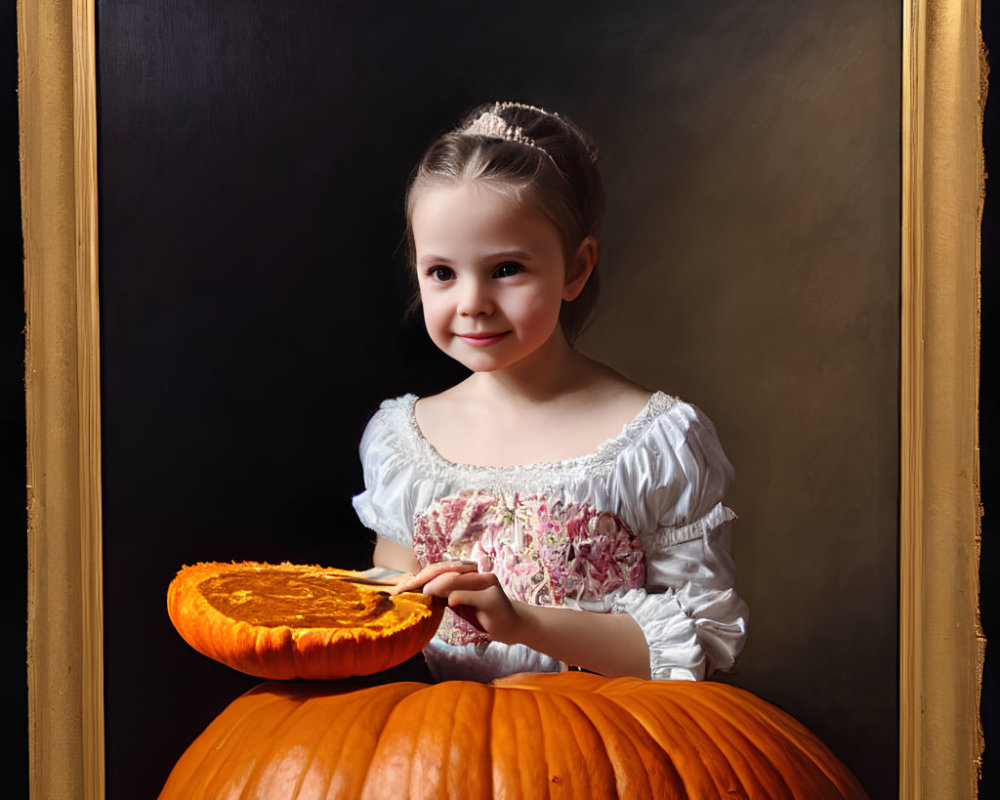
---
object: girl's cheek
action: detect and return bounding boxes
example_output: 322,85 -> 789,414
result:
422,293 -> 447,319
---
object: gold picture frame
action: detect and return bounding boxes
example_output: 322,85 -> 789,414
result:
19,0 -> 984,797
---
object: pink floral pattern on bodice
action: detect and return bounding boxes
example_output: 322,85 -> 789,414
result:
412,490 -> 646,645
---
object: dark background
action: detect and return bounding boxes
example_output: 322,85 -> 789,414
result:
6,1 -> 996,798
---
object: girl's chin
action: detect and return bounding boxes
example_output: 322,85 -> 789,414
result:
444,350 -> 514,373
453,357 -> 509,374
432,329 -> 565,374
448,349 -> 545,375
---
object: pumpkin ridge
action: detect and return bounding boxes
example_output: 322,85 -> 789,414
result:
255,691 -> 339,798
639,685 -> 760,798
267,693 -> 330,800
290,736 -> 327,800
669,684 -> 797,799
198,688 -> 306,799
496,670 -> 603,694
454,681 -> 496,797
580,688 -> 642,798
540,687 -> 622,797
497,673 -> 683,797
200,689 -> 311,797
236,689 -> 337,798
533,688 -> 569,800
431,681 -> 492,797
695,684 -> 865,798
530,687 -> 576,798
491,680 -> 548,798
595,683 -> 732,798
711,684 -> 866,796
264,684 -> 387,798
303,682 -> 422,799
157,689 -> 265,798
331,684 -> 422,792
360,681 -> 440,799
551,684 -> 683,798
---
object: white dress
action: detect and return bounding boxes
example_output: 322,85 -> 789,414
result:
352,391 -> 748,683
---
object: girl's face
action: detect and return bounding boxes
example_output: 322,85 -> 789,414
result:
411,182 -> 585,374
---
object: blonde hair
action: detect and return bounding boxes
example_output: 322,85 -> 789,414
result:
404,102 -> 605,344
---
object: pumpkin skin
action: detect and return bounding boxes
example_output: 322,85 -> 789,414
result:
167,561 -> 444,680
159,672 -> 868,799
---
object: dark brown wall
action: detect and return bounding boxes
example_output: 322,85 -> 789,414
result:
96,1 -> 900,796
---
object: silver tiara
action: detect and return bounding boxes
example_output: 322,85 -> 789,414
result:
459,101 -> 598,166
487,101 -> 600,165
461,103 -> 555,163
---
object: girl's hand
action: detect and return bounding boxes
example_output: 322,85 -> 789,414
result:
391,562 -> 525,644
426,569 -> 524,643
388,560 -> 649,676
388,560 -> 478,594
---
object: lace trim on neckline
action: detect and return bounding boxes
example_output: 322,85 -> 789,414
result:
393,390 -> 679,476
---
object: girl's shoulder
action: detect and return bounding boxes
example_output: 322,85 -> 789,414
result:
369,393 -> 420,422
593,390 -> 730,477
358,393 -> 420,452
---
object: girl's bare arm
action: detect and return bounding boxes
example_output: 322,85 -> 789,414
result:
513,600 -> 651,679
372,537 -> 422,573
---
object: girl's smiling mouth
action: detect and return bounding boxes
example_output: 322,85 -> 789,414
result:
456,332 -> 510,347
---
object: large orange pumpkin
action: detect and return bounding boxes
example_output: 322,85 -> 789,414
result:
159,672 -> 868,799
167,561 -> 444,679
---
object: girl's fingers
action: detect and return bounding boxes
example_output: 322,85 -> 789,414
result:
390,564 -> 512,639
450,603 -> 487,632
388,560 -> 477,595
422,570 -> 499,597
386,572 -> 418,594
447,583 -> 519,642
384,571 -> 415,587
446,588 -> 498,607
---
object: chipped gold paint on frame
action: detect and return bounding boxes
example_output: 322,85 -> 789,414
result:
19,0 -> 983,797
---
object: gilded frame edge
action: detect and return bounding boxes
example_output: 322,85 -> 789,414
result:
899,0 -> 985,797
18,0 -> 983,797
21,0 -> 103,796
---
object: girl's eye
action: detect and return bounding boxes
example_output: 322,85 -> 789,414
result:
427,266 -> 455,282
494,262 -> 523,278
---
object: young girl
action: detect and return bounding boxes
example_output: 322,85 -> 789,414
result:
352,101 -> 747,683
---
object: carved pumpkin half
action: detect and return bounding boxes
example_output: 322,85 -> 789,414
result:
159,672 -> 868,799
167,561 -> 444,680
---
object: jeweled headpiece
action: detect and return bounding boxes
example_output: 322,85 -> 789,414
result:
459,101 -> 559,164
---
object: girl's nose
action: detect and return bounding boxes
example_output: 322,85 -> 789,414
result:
457,279 -> 494,317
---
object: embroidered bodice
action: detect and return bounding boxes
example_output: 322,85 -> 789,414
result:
352,391 -> 748,682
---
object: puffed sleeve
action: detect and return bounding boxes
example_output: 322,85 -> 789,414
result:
351,399 -> 419,547
611,402 -> 748,681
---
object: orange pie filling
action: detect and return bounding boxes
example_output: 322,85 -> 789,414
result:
197,569 -> 428,630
